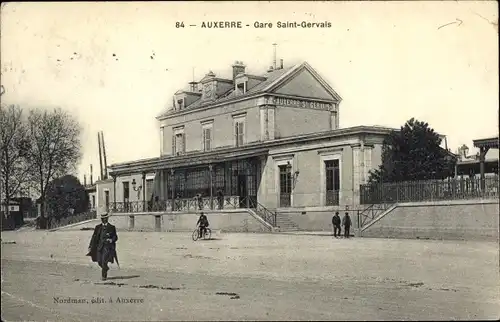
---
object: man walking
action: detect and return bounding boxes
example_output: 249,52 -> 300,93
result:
332,211 -> 341,237
87,212 -> 118,281
342,211 -> 352,238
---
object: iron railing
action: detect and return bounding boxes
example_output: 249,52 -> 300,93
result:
43,211 -> 97,230
360,176 -> 499,204
110,195 -> 249,213
356,203 -> 393,228
254,201 -> 277,227
109,195 -> 277,227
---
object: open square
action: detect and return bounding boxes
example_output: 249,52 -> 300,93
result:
2,230 -> 499,321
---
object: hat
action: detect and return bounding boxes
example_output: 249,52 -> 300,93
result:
101,212 -> 109,219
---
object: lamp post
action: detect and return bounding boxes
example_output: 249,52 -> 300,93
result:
131,178 -> 142,212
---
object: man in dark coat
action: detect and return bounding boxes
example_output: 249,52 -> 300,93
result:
217,188 -> 224,210
342,212 -> 352,238
332,211 -> 341,237
196,212 -> 209,238
87,212 -> 118,280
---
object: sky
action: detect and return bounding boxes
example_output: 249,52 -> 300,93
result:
1,1 -> 498,182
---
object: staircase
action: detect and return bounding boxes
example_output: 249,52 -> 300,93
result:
275,213 -> 300,231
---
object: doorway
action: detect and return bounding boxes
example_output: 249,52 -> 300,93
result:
237,174 -> 248,207
279,165 -> 292,207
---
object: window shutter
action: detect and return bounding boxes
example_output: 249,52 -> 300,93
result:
172,134 -> 176,155
207,128 -> 212,150
240,122 -> 244,145
235,122 -> 239,146
182,133 -> 186,153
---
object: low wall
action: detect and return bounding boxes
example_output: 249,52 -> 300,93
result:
61,210 -> 271,233
362,199 -> 499,241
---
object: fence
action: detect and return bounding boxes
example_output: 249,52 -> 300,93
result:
44,211 -> 97,230
360,176 -> 499,204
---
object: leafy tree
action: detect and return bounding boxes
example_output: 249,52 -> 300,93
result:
368,118 -> 456,183
45,175 -> 88,222
0,104 -> 31,218
24,108 -> 83,218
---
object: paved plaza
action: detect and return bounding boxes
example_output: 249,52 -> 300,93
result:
1,230 -> 499,321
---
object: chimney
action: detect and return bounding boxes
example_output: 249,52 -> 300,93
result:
84,174 -> 87,186
188,81 -> 197,92
232,61 -> 246,82
280,59 -> 284,69
90,164 -> 93,184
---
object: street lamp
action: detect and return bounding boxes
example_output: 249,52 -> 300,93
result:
286,161 -> 300,177
286,161 -> 300,188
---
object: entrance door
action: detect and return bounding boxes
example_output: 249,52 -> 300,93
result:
237,175 -> 248,207
325,160 -> 340,205
279,165 -> 292,207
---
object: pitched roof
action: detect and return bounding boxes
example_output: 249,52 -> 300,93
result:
157,61 -> 341,119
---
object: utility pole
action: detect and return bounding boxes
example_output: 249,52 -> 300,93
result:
272,43 -> 277,69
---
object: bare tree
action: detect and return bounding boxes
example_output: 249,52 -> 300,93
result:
25,108 -> 83,219
0,104 -> 31,218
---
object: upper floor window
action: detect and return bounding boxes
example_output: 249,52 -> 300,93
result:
172,127 -> 185,156
233,115 -> 245,147
202,122 -> 213,152
236,81 -> 247,93
177,99 -> 184,110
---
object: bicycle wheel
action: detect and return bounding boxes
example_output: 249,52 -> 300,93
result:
192,229 -> 199,241
204,228 -> 212,240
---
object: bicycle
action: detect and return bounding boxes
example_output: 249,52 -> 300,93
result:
192,226 -> 211,241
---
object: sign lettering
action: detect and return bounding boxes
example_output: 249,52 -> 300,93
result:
273,97 -> 333,111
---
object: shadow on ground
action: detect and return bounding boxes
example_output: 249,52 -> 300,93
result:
106,275 -> 140,280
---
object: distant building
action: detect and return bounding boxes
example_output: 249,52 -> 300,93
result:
85,184 -> 97,212
96,60 -> 403,214
456,137 -> 499,178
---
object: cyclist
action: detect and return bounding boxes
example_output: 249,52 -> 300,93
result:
197,212 -> 209,238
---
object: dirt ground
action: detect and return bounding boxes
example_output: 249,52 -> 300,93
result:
1,231 -> 499,321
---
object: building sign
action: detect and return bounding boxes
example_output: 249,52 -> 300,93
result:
273,97 -> 333,111
1,205 -> 19,212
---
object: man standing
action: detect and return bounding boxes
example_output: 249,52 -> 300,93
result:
217,188 -> 224,210
87,212 -> 118,281
342,212 -> 352,238
196,193 -> 203,210
332,211 -> 341,237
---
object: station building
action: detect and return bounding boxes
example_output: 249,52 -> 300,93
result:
95,60 -> 397,223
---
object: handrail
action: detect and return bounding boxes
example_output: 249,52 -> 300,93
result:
254,200 -> 277,227
357,203 -> 393,228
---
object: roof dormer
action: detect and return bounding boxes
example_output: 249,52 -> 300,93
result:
200,71 -> 217,100
235,74 -> 248,94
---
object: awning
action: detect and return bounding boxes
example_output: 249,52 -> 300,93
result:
110,147 -> 269,175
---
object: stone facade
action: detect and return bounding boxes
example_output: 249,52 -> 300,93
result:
97,60 -> 396,217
